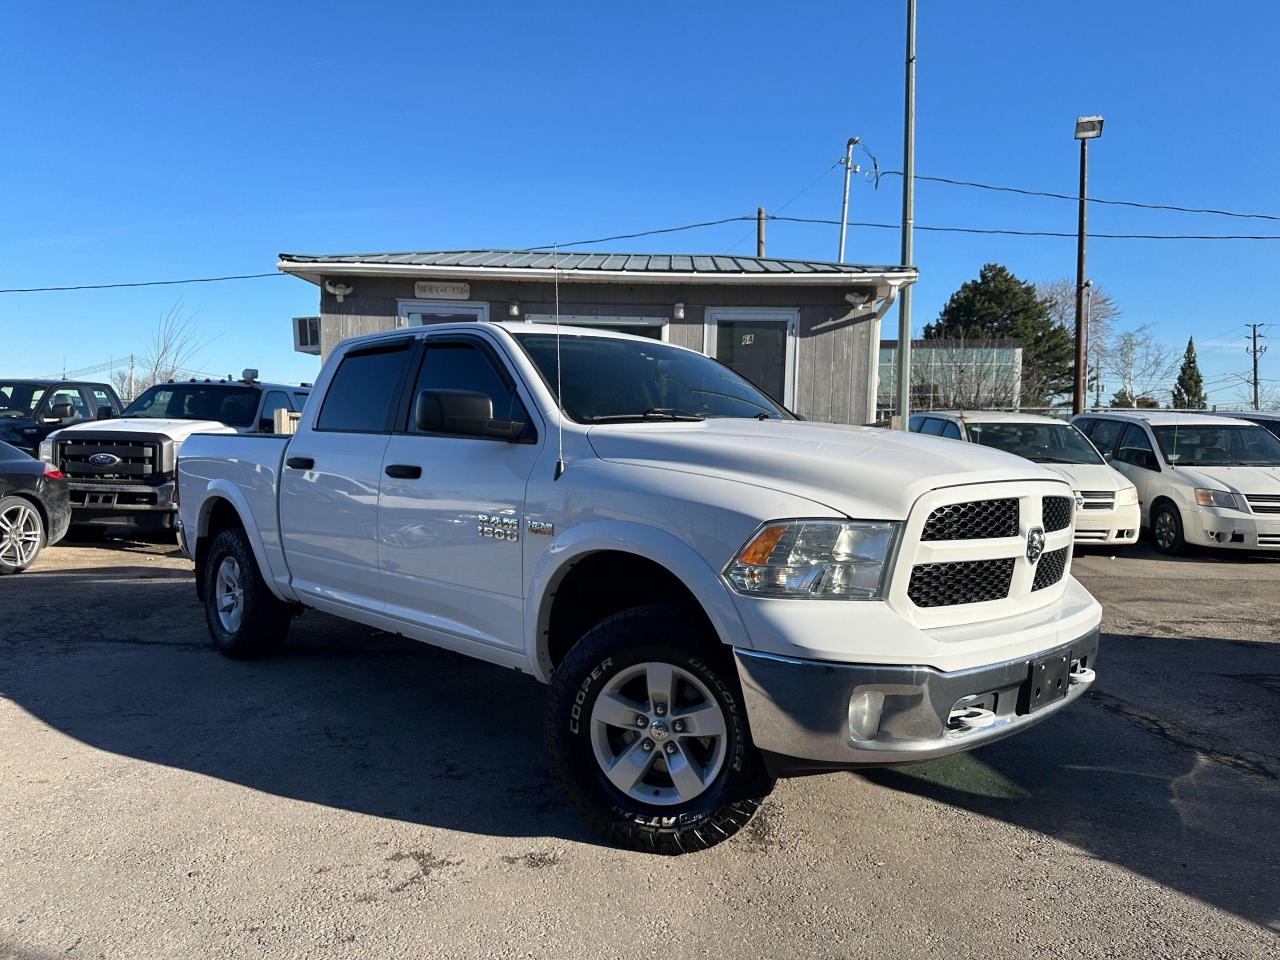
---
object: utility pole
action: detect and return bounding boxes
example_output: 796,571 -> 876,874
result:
895,0 -> 917,429
756,207 -> 766,257
128,353 -> 135,401
1247,323 -> 1267,410
837,137 -> 859,263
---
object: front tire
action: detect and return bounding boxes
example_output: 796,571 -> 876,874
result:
0,496 -> 45,575
1150,502 -> 1186,555
202,527 -> 292,659
545,604 -> 774,854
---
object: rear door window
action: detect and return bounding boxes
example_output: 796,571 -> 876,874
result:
316,341 -> 414,432
259,390 -> 293,432
1087,419 -> 1125,457
920,418 -> 945,436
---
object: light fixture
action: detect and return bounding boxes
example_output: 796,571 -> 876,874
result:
673,302 -> 685,321
508,302 -> 521,318
1074,115 -> 1104,140
323,279 -> 353,303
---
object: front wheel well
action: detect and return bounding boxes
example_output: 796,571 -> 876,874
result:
194,497 -> 245,600
540,551 -> 718,676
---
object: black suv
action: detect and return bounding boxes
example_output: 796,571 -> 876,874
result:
0,380 -> 123,458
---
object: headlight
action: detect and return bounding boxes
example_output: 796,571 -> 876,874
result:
725,520 -> 899,599
1194,488 -> 1241,510
38,440 -> 54,461
1115,485 -> 1139,507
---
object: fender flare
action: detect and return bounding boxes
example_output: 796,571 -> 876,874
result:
196,480 -> 298,604
524,519 -> 752,683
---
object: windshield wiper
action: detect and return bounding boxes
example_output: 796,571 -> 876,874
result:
589,408 -> 705,423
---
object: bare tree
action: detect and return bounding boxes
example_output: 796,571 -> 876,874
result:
1038,278 -> 1120,405
111,304 -> 211,401
1103,324 -> 1176,406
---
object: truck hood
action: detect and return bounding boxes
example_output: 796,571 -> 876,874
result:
586,419 -> 1064,519
47,418 -> 236,443
1039,461 -> 1133,493
1172,464 -> 1280,495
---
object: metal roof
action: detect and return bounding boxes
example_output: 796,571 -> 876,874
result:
277,249 -> 916,287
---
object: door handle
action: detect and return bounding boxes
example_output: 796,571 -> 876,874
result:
384,463 -> 423,480
286,456 -> 315,470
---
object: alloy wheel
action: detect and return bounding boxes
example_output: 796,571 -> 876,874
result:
589,661 -> 728,806
214,556 -> 245,633
0,502 -> 41,569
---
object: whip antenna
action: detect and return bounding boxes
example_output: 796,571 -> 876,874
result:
553,244 -> 566,480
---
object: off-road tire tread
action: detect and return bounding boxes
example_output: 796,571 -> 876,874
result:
203,527 -> 291,659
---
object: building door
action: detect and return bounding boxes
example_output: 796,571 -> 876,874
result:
705,308 -> 797,407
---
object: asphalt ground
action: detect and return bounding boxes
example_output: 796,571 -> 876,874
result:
1,534 -> 1277,959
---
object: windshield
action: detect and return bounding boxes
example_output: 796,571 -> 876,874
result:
966,421 -> 1104,465
0,383 -> 47,419
121,384 -> 262,427
513,333 -> 791,423
1151,424 -> 1280,467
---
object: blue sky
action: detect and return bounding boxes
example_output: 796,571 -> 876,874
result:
2,1 -> 1277,404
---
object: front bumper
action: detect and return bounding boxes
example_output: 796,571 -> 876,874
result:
1074,502 -> 1141,544
734,627 -> 1098,776
68,479 -> 177,528
1182,507 -> 1280,549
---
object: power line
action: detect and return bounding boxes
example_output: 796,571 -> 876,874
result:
0,272 -> 283,294
726,159 -> 844,253
879,171 -> 1280,222
767,213 -> 1280,241
524,217 -> 750,251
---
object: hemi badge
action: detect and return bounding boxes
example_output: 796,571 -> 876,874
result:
527,519 -> 554,536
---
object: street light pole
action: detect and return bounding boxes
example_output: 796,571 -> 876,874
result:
1073,115 -> 1103,415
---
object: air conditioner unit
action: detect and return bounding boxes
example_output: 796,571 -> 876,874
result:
293,316 -> 321,355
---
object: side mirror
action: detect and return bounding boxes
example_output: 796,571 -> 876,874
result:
48,402 -> 75,421
414,388 -> 525,441
96,405 -> 114,420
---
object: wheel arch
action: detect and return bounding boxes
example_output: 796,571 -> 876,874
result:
192,484 -> 293,604
527,523 -> 751,683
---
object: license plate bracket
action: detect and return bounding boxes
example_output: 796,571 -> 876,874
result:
1020,650 -> 1071,714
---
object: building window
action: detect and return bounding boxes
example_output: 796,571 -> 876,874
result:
526,314 -> 668,341
293,316 -> 321,355
397,300 -> 489,326
704,308 -> 798,408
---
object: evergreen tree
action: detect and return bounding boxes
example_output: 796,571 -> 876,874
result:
1170,336 -> 1207,410
925,263 -> 1074,405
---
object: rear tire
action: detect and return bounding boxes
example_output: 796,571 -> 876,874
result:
0,496 -> 45,575
545,603 -> 774,854
1150,502 -> 1186,555
202,527 -> 292,659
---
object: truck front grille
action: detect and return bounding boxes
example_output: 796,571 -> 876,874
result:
920,498 -> 1019,541
908,558 -> 1015,608
1042,496 -> 1073,532
57,439 -> 160,483
1078,490 -> 1116,510
1032,547 -> 1069,591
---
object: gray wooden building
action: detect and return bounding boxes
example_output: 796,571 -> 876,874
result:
280,250 -> 916,425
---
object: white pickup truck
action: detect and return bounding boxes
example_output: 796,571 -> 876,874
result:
177,322 -> 1101,854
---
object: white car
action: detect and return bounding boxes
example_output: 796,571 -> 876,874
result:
910,411 -> 1140,546
1072,410 -> 1280,553
177,323 -> 1101,853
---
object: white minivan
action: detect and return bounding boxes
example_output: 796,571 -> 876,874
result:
1072,411 -> 1280,554
910,411 -> 1140,546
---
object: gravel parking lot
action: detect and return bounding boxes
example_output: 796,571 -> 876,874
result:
2,537 -> 1278,959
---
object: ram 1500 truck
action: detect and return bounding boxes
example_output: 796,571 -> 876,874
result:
41,373 -> 309,533
177,322 -> 1101,854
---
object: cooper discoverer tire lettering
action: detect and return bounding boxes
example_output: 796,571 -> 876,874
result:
544,603 -> 774,854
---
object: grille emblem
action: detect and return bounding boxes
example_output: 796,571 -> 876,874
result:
88,453 -> 121,467
1075,493 -> 1085,509
1026,526 -> 1046,565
